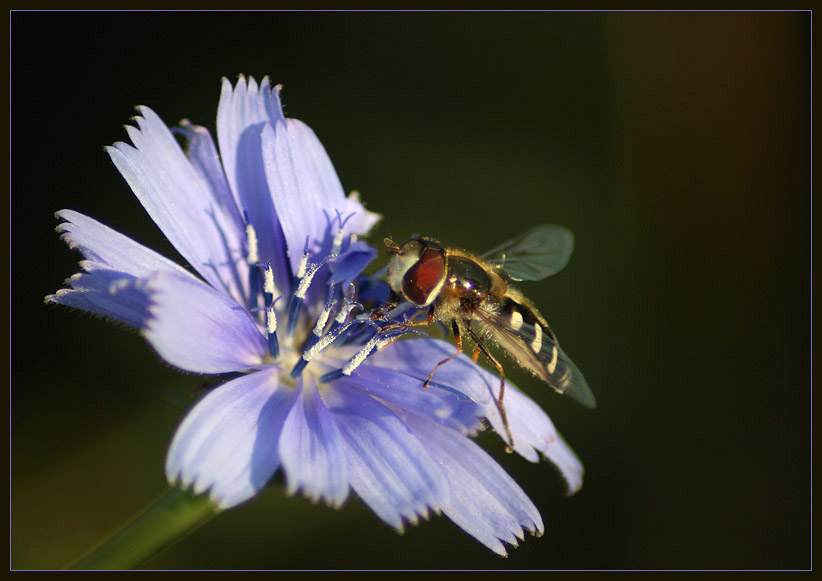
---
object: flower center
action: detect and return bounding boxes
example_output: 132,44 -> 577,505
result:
243,216 -> 420,390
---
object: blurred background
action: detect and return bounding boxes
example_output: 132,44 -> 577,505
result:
11,11 -> 810,570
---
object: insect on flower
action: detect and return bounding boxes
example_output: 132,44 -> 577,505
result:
47,76 -> 589,557
375,224 -> 596,449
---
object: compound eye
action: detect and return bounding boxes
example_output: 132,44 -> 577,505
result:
402,247 -> 446,306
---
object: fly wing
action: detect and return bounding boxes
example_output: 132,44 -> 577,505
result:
482,224 -> 575,281
470,306 -> 596,408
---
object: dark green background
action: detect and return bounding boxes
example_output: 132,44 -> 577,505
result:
11,11 -> 810,570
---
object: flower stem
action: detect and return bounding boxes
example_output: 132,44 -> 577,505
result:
65,486 -> 218,570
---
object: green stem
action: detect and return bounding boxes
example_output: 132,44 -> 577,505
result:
65,486 -> 219,570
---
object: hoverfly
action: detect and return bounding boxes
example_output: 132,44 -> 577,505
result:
375,224 -> 595,450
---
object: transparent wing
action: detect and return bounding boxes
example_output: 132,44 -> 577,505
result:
469,307 -> 596,408
482,224 -> 575,281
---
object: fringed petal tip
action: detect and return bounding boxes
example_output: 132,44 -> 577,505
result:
507,428 -> 584,496
221,74 -> 281,107
478,380 -> 586,497
487,524 -> 547,558
391,504 -> 440,535
166,478 -> 223,512
163,369 -> 292,511
44,270 -> 155,329
174,474 -> 248,512
541,434 -> 585,497
283,482 -> 349,509
222,74 -> 280,91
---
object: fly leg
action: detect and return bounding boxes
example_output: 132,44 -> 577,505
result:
422,321 -> 464,390
378,304 -> 435,330
373,306 -> 437,356
467,327 -> 515,453
370,289 -> 403,321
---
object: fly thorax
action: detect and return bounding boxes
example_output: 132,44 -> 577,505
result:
446,256 -> 492,307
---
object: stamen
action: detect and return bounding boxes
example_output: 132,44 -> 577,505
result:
245,223 -> 259,266
285,294 -> 303,339
334,300 -> 361,325
316,319 -> 383,384
313,282 -> 336,337
328,282 -> 359,329
289,356 -> 309,378
266,305 -> 278,334
286,249 -> 337,338
295,260 -> 325,300
285,242 -> 312,338
341,333 -> 398,376
313,302 -> 334,337
265,305 -> 280,359
286,262 -> 320,337
245,221 -> 261,312
303,322 -> 349,363
295,237 -> 310,279
331,227 -> 346,257
291,318 -> 357,379
329,210 -> 356,256
340,319 -> 371,343
263,263 -> 277,299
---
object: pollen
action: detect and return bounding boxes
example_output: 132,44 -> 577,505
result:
265,306 -> 278,334
331,227 -> 346,257
342,335 -> 381,376
245,223 -> 259,265
263,264 -> 277,296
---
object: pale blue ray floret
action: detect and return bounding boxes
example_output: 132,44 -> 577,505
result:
46,76 -> 584,556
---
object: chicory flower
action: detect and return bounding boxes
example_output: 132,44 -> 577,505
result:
47,76 -> 584,556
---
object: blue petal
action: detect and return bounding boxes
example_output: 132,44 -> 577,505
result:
261,118 -> 381,275
216,76 -> 291,294
402,412 -> 543,557
542,432 -> 585,496
366,338 -> 584,492
364,338 -> 498,406
355,276 -> 390,307
107,106 -> 250,306
143,271 -> 266,373
483,380 -> 585,493
278,377 -> 348,506
327,353 -> 483,434
166,367 -> 297,509
176,120 -> 249,299
46,270 -> 152,329
53,210 -> 196,279
176,121 -> 246,233
216,77 -> 285,204
286,120 -> 381,238
323,385 -> 450,529
329,240 -> 376,286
